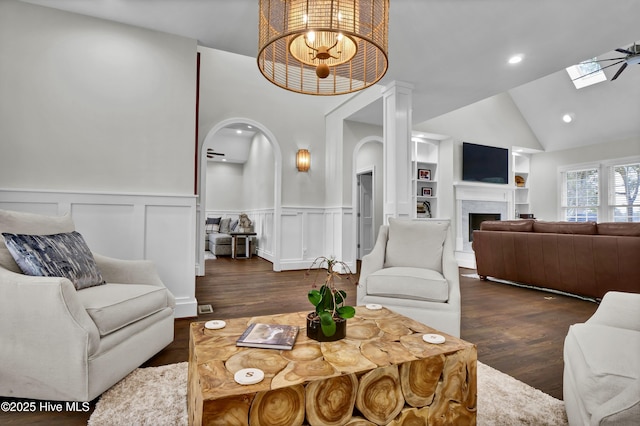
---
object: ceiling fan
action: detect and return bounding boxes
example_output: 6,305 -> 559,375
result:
574,42 -> 640,81
206,148 -> 225,159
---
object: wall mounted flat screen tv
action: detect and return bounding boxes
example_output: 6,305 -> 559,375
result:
462,142 -> 509,184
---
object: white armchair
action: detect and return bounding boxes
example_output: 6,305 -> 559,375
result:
0,209 -> 175,401
564,291 -> 640,425
357,218 -> 461,337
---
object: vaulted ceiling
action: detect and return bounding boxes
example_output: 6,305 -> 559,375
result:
23,0 -> 640,153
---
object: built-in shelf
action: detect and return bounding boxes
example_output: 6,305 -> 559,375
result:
412,137 -> 439,218
513,151 -> 531,217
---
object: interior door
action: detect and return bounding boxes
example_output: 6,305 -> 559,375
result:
358,172 -> 374,258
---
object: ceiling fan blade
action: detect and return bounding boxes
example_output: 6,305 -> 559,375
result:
615,48 -> 633,55
611,62 -> 628,81
582,57 -> 627,62
571,60 -> 624,80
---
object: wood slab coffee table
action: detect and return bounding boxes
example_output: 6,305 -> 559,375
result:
188,307 -> 476,425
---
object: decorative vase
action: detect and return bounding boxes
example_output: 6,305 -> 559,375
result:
306,312 -> 347,342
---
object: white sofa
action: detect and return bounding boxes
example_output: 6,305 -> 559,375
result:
0,209 -> 175,401
357,218 -> 461,337
563,291 -> 640,425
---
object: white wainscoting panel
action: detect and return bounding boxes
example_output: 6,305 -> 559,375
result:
322,207 -> 355,271
0,189 -> 197,318
305,210 -> 326,261
71,203 -> 139,259
281,211 -> 303,261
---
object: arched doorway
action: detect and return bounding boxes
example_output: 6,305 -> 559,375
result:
351,136 -> 384,262
197,118 -> 282,273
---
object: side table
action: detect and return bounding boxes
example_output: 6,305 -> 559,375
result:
229,232 -> 256,259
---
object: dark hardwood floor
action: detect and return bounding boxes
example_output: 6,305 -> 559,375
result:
0,256 -> 598,425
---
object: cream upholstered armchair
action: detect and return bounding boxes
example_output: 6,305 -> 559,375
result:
357,218 -> 461,337
0,209 -> 175,401
564,291 -> 640,425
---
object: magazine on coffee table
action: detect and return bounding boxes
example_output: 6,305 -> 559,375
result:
236,323 -> 299,350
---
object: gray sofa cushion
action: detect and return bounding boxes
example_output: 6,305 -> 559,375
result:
76,283 -> 171,336
209,233 -> 232,245
3,231 -> 105,290
367,267 -> 449,302
384,218 -> 449,273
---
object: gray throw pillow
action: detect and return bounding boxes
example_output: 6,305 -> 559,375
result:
219,218 -> 231,234
2,231 -> 105,290
0,209 -> 75,272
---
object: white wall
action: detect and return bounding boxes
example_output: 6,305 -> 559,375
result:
243,134 -> 275,210
206,162 -> 244,210
416,92 -> 544,183
529,137 -> 640,221
0,1 -> 197,194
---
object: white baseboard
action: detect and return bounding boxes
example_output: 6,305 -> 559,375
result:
174,297 -> 198,318
455,251 -> 477,269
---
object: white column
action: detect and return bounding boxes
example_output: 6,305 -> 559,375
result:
382,82 -> 414,222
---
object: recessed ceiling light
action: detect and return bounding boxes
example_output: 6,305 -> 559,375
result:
508,54 -> 524,65
236,130 -> 242,134
247,125 -> 253,129
562,114 -> 574,123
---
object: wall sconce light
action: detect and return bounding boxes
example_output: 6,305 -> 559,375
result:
296,149 -> 311,172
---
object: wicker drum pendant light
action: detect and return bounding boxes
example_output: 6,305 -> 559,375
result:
258,0 -> 389,95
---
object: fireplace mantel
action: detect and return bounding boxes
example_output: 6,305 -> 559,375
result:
454,182 -> 515,268
454,181 -> 516,202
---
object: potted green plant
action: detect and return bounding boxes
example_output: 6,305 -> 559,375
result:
305,256 -> 357,341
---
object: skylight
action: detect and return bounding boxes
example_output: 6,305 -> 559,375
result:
566,58 -> 607,89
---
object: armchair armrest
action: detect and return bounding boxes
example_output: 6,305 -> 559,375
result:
442,232 -> 461,305
590,378 -> 640,426
93,253 -> 164,287
0,266 -> 101,399
586,291 -> 640,332
357,225 -> 388,304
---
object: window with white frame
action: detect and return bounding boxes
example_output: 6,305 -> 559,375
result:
560,157 -> 640,223
562,168 -> 599,222
610,162 -> 640,222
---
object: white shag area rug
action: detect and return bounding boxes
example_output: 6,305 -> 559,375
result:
89,361 -> 567,425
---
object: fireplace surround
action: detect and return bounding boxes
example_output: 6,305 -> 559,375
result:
454,182 -> 515,268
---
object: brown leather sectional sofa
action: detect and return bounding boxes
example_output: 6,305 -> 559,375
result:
472,220 -> 640,299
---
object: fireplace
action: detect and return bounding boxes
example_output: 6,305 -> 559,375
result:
469,213 -> 501,242
454,182 -> 514,268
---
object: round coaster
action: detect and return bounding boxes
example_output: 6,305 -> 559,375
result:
204,320 -> 226,330
423,333 -> 446,344
234,368 -> 264,385
365,304 -> 383,310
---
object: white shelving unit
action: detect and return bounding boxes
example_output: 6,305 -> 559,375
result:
513,152 -> 531,217
412,137 -> 439,218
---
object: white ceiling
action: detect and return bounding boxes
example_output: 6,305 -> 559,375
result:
23,0 -> 640,153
